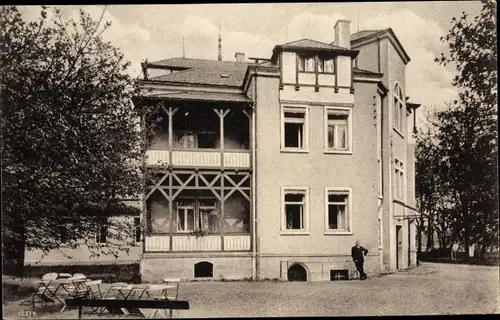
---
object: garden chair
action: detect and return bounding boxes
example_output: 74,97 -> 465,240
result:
163,278 -> 182,318
31,272 -> 59,311
83,280 -> 104,315
59,277 -> 90,314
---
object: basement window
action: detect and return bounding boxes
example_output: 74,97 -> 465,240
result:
330,269 -> 349,281
194,261 -> 213,278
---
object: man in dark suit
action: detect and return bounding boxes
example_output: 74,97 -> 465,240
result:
351,240 -> 368,280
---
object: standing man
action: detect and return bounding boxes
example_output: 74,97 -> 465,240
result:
351,240 -> 368,280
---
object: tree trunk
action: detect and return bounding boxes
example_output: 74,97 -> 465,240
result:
2,215 -> 26,278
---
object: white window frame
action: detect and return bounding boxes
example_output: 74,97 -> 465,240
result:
324,106 -> 353,154
324,187 -> 353,235
175,197 -> 218,233
281,187 -> 310,235
393,83 -> 405,136
198,199 -> 217,232
394,159 -> 404,200
281,105 -> 309,153
176,200 -> 196,233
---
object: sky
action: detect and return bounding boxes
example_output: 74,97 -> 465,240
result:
18,2 -> 484,128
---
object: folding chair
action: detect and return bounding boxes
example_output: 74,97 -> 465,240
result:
59,277 -> 90,314
163,278 -> 182,318
85,280 -> 103,315
31,273 -> 59,311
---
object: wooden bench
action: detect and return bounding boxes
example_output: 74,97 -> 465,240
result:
65,298 -> 190,319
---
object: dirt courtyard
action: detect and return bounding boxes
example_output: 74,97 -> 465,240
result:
4,262 -> 499,318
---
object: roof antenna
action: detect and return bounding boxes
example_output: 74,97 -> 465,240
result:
182,37 -> 185,58
218,22 -> 222,61
357,7 -> 360,32
285,8 -> 288,42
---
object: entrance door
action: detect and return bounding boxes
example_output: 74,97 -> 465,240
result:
396,225 -> 402,270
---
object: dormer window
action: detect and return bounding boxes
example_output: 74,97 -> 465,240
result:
318,57 -> 334,74
297,54 -> 315,72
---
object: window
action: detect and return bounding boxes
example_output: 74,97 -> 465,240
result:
316,58 -> 324,73
59,226 -> 68,243
324,107 -> 351,153
95,221 -> 107,244
282,106 -> 308,151
330,269 -> 349,281
297,54 -> 315,72
134,217 -> 141,243
198,199 -> 218,233
317,57 -> 334,73
393,83 -> 404,133
176,199 -> 196,232
325,188 -> 352,233
394,159 -> 404,200
282,187 -> 309,233
176,198 -> 218,233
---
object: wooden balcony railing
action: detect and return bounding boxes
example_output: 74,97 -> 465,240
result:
146,150 -> 250,168
144,234 -> 251,252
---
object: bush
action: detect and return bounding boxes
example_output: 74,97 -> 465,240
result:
24,263 -> 140,283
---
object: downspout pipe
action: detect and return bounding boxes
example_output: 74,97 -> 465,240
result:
251,74 -> 257,281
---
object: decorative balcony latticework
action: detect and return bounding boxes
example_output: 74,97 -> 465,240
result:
143,169 -> 251,252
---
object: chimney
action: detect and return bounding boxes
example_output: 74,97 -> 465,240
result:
235,52 -> 245,63
334,20 -> 351,49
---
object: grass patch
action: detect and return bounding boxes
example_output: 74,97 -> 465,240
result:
2,280 -> 37,302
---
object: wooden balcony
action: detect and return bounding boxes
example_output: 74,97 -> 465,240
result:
144,234 -> 251,252
146,150 -> 250,169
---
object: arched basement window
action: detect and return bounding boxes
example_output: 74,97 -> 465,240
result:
287,263 -> 307,281
194,261 -> 213,278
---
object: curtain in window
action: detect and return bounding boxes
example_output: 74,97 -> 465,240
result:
297,56 -> 305,72
305,57 -> 315,72
316,58 -> 324,73
177,132 -> 196,148
324,59 -> 334,73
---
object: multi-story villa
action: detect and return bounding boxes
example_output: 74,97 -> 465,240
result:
25,20 -> 421,282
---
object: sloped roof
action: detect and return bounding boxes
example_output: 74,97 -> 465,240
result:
348,28 -> 411,63
146,58 -> 252,87
277,38 -> 350,51
350,30 -> 385,42
353,67 -> 383,77
142,90 -> 251,103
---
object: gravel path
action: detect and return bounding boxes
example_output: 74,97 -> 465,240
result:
3,262 -> 498,319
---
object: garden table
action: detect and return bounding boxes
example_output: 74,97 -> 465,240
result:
140,284 -> 176,318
